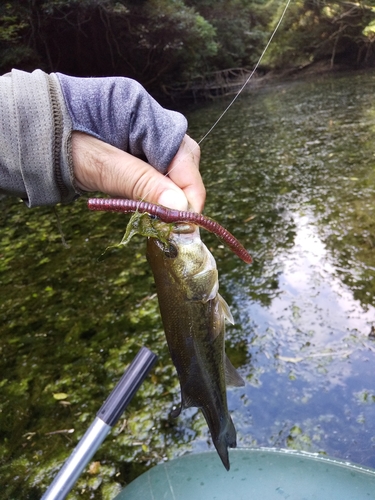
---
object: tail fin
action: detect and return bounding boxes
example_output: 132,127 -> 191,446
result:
205,409 -> 237,471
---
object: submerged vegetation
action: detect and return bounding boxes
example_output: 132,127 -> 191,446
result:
2,0 -> 375,94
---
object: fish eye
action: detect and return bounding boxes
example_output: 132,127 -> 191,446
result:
153,239 -> 178,258
163,242 -> 178,258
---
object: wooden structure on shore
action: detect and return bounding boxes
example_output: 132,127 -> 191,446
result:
163,67 -> 256,100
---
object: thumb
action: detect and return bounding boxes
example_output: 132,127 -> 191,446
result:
72,132 -> 189,210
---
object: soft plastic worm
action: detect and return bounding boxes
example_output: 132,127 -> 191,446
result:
87,198 -> 252,264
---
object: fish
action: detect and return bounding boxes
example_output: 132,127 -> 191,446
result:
146,221 -> 245,471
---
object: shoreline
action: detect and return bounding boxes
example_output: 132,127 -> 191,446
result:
160,61 -> 375,104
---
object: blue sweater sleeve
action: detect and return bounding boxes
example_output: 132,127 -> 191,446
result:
56,74 -> 187,173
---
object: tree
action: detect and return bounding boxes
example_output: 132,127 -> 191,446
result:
0,2 -> 41,72
0,0 -> 218,92
264,0 -> 375,69
185,0 -> 271,69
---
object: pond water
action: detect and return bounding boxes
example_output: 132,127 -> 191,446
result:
1,71 -> 375,499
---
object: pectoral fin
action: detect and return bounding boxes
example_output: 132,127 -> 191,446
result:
225,355 -> 245,387
218,294 -> 234,324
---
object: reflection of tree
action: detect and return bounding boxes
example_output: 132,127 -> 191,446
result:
301,91 -> 375,310
188,72 -> 375,314
188,98 -> 299,310
319,176 -> 375,309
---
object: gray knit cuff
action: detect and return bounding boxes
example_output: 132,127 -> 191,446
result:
11,69 -> 77,206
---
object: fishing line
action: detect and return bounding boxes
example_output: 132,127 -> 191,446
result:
140,0 -> 292,205
196,0 -> 292,146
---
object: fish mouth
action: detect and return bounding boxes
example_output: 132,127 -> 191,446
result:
152,222 -> 201,258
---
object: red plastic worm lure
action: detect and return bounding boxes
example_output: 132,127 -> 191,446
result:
87,198 -> 252,264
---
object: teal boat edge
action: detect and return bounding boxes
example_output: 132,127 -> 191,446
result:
114,447 -> 375,500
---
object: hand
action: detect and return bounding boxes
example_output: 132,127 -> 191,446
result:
72,132 -> 205,212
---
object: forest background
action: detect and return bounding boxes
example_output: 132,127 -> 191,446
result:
2,0 -> 375,99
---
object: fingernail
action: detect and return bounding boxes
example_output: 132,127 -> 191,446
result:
158,189 -> 188,211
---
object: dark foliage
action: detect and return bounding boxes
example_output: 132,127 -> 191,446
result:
1,0 -> 375,93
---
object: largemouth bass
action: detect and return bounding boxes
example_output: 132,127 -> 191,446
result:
146,221 -> 245,471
